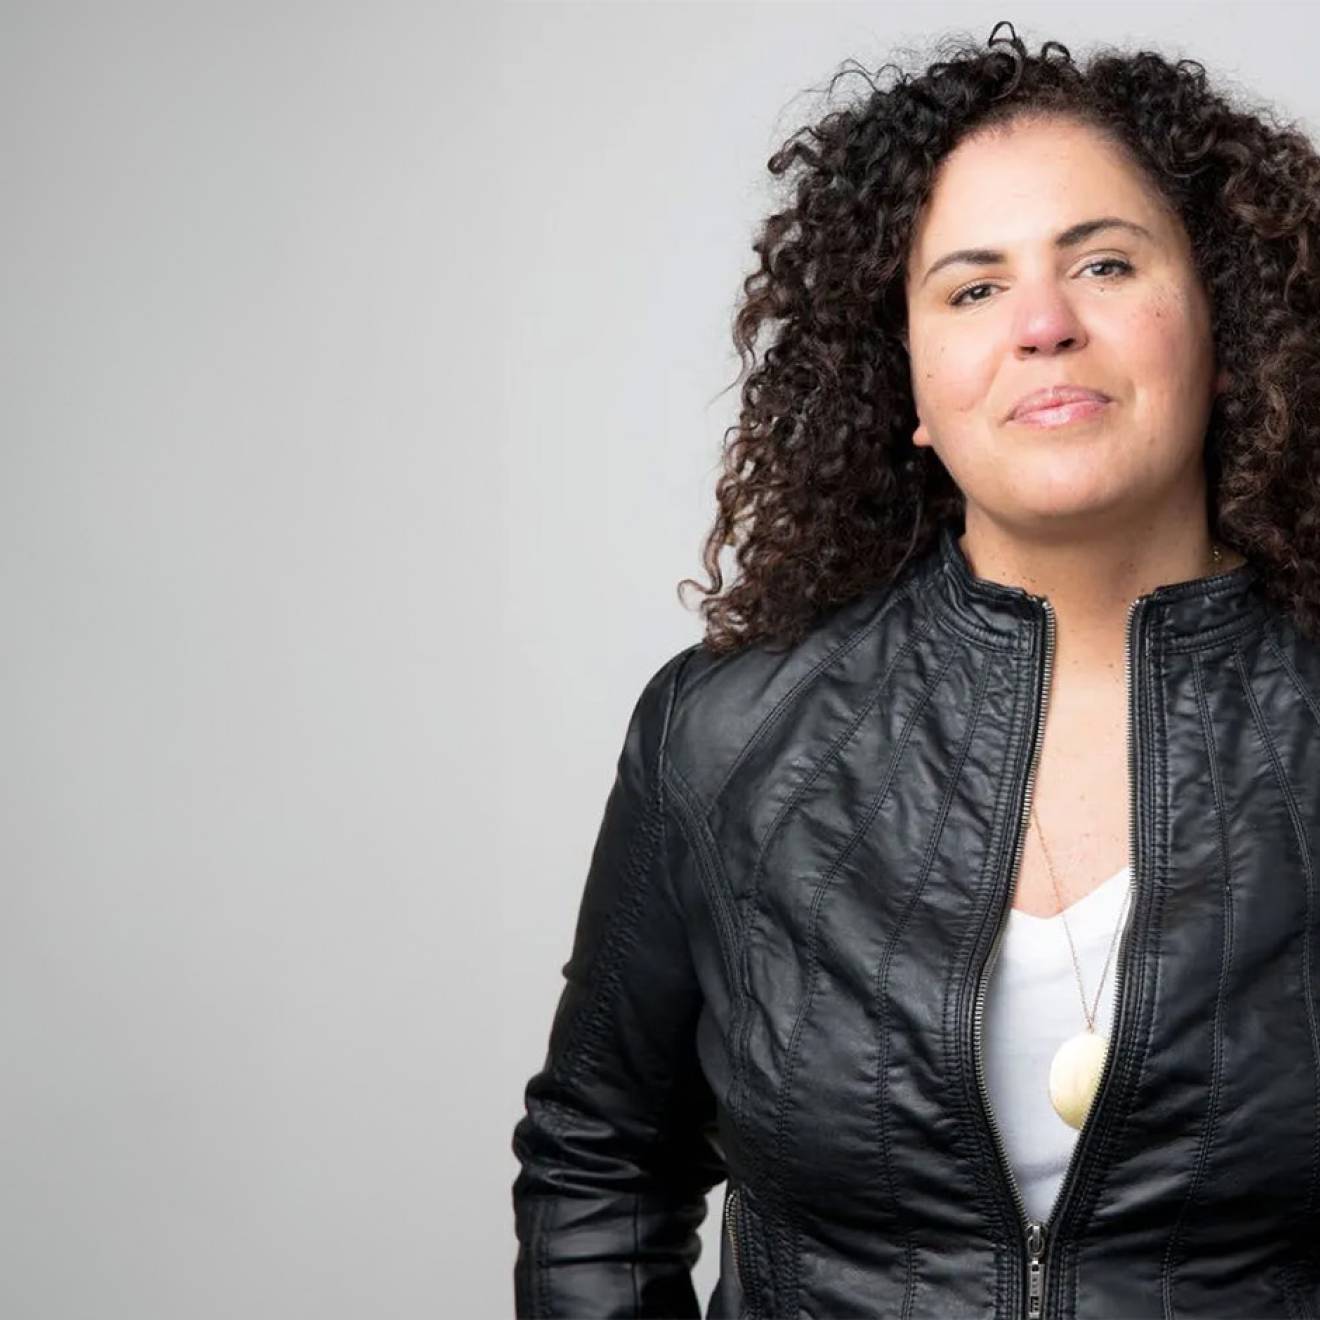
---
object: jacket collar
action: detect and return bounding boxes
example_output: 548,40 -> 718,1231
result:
929,517 -> 1267,646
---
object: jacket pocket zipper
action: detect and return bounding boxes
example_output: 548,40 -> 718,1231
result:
724,1184 -> 745,1287
725,1181 -> 760,1318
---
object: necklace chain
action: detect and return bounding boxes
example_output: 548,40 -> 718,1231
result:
1027,538 -> 1223,1032
1030,808 -> 1130,1030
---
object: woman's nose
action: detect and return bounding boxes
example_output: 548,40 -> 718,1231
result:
1011,286 -> 1088,356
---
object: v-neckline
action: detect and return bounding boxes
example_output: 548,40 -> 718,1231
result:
1008,862 -> 1130,925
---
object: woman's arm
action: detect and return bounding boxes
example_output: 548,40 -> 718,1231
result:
510,644 -> 726,1318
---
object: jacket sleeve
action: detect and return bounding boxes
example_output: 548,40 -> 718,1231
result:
511,643 -> 727,1318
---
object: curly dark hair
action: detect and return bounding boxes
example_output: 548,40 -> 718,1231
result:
676,19 -> 1320,655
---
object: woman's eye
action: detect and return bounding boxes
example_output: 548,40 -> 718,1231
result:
949,282 -> 995,307
948,257 -> 1133,307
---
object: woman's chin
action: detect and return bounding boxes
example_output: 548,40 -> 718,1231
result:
996,480 -> 1135,527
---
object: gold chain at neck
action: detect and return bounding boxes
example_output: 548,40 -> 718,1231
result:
1030,808 -> 1130,1030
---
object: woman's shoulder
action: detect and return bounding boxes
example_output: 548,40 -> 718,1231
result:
644,576 -> 921,807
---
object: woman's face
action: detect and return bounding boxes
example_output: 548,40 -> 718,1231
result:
903,115 -> 1225,536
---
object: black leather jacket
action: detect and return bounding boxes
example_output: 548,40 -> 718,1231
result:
511,520 -> 1320,1319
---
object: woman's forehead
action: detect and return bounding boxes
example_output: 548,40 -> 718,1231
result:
906,132 -> 1183,289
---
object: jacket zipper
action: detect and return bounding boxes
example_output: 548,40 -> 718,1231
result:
723,1188 -> 755,1309
970,593 -> 1145,1319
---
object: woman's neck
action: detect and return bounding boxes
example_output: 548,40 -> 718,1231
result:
957,508 -> 1244,680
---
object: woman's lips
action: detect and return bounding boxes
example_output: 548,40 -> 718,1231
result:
1009,398 -> 1111,427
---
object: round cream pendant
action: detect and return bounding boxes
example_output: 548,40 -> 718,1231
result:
1048,1030 -> 1109,1130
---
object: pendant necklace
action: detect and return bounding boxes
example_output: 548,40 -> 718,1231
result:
1030,803 -> 1132,1130
1032,539 -> 1223,1129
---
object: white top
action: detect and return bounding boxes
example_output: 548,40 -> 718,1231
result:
981,863 -> 1132,1225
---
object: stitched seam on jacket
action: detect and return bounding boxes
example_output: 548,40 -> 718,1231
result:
1159,651 -> 1236,1320
553,648 -> 694,1091
728,605 -> 940,1303
756,641 -> 957,1317
927,594 -> 1026,652
559,789 -> 668,1089
668,669 -> 779,1316
1266,625 -> 1320,1273
874,649 -> 990,1320
1241,636 -> 1320,1238
663,759 -> 739,988
710,577 -> 920,807
1162,611 -> 1265,653
1266,627 -> 1320,730
722,604 -> 934,1314
747,608 -> 939,905
665,739 -> 762,1311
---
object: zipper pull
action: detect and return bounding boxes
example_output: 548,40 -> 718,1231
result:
1026,1221 -> 1046,1319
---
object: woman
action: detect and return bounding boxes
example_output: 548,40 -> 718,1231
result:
511,22 -> 1320,1319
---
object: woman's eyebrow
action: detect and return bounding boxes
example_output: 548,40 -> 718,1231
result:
918,216 -> 1155,288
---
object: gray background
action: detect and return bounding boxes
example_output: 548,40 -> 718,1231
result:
2,3 -> 1314,1317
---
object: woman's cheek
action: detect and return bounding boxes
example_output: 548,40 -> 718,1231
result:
1123,282 -> 1209,378
922,343 -> 996,418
